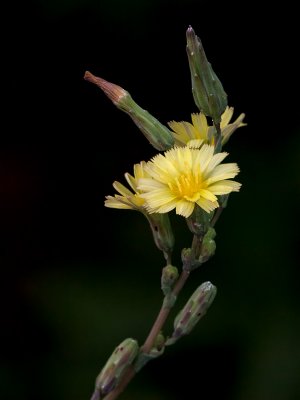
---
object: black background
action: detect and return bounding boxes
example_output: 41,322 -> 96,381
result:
2,1 -> 300,399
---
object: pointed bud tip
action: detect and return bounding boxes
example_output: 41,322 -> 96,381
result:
83,71 -> 127,104
84,70 -> 94,82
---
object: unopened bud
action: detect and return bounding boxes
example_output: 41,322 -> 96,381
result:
146,213 -> 174,259
181,248 -> 201,271
161,265 -> 179,295
135,332 -> 165,372
153,331 -> 165,351
84,71 -> 174,151
198,227 -> 216,263
186,204 -> 212,236
167,282 -> 217,345
94,338 -> 139,397
186,26 -> 227,125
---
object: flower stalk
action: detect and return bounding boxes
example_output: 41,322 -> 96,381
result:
84,24 -> 246,400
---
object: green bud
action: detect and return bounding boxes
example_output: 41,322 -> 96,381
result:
161,265 -> 179,295
84,71 -> 174,151
153,331 -> 165,351
186,26 -> 227,125
146,213 -> 175,260
198,227 -> 216,263
181,247 -> 201,271
94,338 -> 139,397
136,332 -> 165,372
186,204 -> 212,236
166,282 -> 217,345
135,333 -> 165,372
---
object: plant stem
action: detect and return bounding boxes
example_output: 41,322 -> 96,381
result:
211,207 -> 223,227
191,234 -> 203,259
214,122 -> 222,153
142,269 -> 190,353
103,270 -> 190,400
103,367 -> 135,400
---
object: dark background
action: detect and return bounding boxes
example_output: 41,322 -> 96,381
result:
2,1 -> 300,399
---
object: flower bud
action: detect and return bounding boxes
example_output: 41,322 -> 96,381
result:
167,282 -> 217,345
186,204 -> 212,236
198,227 -> 216,263
186,26 -> 227,125
135,332 -> 165,372
146,213 -> 175,260
161,265 -> 179,295
94,338 -> 139,397
84,71 -> 174,151
181,247 -> 201,271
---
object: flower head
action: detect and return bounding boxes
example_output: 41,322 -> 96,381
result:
168,106 -> 246,147
105,162 -> 149,211
138,142 -> 241,218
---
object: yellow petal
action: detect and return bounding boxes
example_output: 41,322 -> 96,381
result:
175,200 -> 195,217
199,189 -> 218,202
205,152 -> 228,175
142,188 -> 177,208
208,180 -> 241,194
187,139 -> 203,149
191,113 -> 209,139
220,106 -> 234,128
138,177 -> 166,191
221,113 -> 247,145
155,200 -> 178,214
204,163 -> 240,186
104,196 -> 133,210
113,181 -> 133,197
168,120 -> 199,145
125,173 -> 138,193
197,144 -> 214,172
196,198 -> 219,213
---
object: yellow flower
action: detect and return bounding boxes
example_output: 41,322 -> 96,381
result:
138,142 -> 241,218
105,162 -> 148,211
168,106 -> 246,147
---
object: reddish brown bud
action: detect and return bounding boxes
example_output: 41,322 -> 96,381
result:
84,71 -> 127,105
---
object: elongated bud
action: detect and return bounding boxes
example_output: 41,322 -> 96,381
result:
186,26 -> 227,125
166,282 -> 217,345
198,227 -> 216,263
161,265 -> 179,295
94,338 -> 139,398
84,71 -> 174,151
146,213 -> 174,260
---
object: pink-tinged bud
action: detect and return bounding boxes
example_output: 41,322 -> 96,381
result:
84,71 -> 174,151
84,71 -> 127,105
93,338 -> 139,398
166,281 -> 217,345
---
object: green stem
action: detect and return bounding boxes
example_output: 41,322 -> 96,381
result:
211,207 -> 223,228
214,122 -> 222,153
103,270 -> 190,400
191,234 -> 203,259
142,269 -> 190,352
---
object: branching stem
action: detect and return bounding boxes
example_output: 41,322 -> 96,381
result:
103,270 -> 190,400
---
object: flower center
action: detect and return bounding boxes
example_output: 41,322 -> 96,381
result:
168,172 -> 202,202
